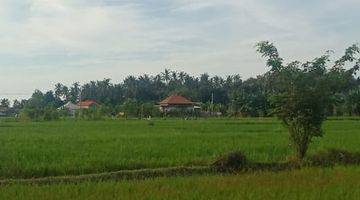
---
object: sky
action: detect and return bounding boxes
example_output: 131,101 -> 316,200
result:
0,0 -> 359,101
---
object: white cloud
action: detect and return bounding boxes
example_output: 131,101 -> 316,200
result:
0,0 -> 359,100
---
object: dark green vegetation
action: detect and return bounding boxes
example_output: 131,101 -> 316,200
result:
1,166 -> 359,200
0,118 -> 359,179
256,41 -> 359,159
1,43 -> 359,120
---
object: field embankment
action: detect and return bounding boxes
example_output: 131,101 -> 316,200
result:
1,166 -> 359,200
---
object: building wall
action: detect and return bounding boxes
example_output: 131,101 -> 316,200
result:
160,104 -> 194,112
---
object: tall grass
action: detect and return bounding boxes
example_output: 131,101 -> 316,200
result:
1,166 -> 359,200
0,118 -> 359,179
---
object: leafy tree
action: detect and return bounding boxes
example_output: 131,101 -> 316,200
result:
348,86 -> 360,115
140,102 -> 161,118
0,99 -> 10,108
69,82 -> 81,103
256,41 -> 359,160
20,90 -> 60,121
13,100 -> 23,110
122,99 -> 139,118
161,69 -> 171,85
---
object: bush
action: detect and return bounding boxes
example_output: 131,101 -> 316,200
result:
212,151 -> 247,171
122,99 -> 139,118
77,106 -> 110,120
19,106 -> 60,121
43,106 -> 60,121
309,148 -> 360,166
141,103 -> 161,118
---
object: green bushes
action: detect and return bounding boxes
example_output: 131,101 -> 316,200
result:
76,106 -> 112,120
120,99 -> 162,119
19,106 -> 59,121
212,149 -> 360,173
212,151 -> 247,171
309,149 -> 360,166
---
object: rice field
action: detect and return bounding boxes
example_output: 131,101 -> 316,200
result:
0,118 -> 359,179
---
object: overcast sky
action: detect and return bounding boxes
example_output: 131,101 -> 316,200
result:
0,0 -> 359,101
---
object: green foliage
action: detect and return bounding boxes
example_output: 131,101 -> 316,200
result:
43,106 -> 60,121
119,100 -> 161,118
309,149 -> 360,166
16,62 -> 360,119
0,98 -> 10,108
19,90 -> 60,121
347,86 -> 360,115
121,99 -> 139,118
212,151 -> 247,171
140,102 -> 161,118
256,41 -> 360,159
77,106 -> 112,120
20,106 -> 60,121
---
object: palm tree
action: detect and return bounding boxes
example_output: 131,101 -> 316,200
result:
161,69 -> 171,85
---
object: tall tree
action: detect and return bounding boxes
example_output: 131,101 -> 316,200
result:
256,41 -> 359,160
0,99 -> 10,108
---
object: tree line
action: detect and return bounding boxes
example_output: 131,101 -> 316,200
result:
1,46 -> 359,120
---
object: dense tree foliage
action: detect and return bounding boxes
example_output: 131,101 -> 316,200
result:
1,42 -> 359,121
39,71 -> 274,117
2,67 -> 359,119
256,41 -> 360,159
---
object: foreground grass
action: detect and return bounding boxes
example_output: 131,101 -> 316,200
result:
0,118 -> 359,179
1,166 -> 359,200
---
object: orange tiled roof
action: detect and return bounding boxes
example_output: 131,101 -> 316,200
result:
159,94 -> 193,105
77,100 -> 99,107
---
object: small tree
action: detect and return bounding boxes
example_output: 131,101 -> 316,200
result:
256,41 -> 359,160
122,99 -> 139,118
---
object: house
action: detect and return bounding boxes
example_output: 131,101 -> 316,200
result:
0,107 -> 8,117
158,94 -> 197,112
58,102 -> 78,116
77,99 -> 99,109
58,100 -> 99,117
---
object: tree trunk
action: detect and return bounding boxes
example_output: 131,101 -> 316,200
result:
290,126 -> 310,160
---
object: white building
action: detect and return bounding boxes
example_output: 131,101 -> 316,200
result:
58,102 -> 78,117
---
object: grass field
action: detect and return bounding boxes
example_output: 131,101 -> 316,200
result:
0,118 -> 359,179
0,118 -> 359,199
1,166 -> 359,200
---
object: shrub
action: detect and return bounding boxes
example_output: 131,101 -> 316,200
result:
19,106 -> 60,121
122,99 -> 139,118
309,148 -> 360,166
140,103 -> 161,118
77,107 -> 109,120
43,106 -> 60,121
212,151 -> 247,171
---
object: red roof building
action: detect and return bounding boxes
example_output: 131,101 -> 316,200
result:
77,100 -> 99,109
159,94 -> 194,106
158,94 -> 195,112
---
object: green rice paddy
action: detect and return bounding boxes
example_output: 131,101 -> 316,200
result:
0,118 -> 359,199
